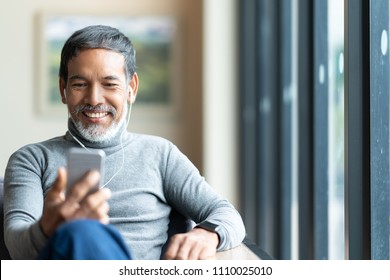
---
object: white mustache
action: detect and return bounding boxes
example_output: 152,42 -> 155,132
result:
73,104 -> 117,117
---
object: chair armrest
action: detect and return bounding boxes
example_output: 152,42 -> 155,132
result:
214,236 -> 274,260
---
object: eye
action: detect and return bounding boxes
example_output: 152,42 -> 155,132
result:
71,83 -> 87,89
104,83 -> 118,88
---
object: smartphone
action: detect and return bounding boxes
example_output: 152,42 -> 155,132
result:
66,147 -> 105,195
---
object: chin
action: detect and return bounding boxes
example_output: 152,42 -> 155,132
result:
75,121 -> 120,143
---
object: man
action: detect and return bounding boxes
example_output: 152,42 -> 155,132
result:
3,25 -> 245,260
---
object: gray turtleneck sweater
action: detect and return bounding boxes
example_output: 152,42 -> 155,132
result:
3,120 -> 245,259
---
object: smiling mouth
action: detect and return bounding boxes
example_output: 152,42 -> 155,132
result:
74,105 -> 116,121
83,111 -> 109,118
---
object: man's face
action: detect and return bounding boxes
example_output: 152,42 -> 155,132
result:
60,49 -> 137,142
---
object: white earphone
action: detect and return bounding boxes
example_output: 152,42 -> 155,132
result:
129,87 -> 135,103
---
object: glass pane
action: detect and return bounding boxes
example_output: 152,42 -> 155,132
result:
370,0 -> 390,259
387,25 -> 390,258
327,0 -> 345,260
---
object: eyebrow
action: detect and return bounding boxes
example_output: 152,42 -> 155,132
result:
69,75 -> 87,81
68,75 -> 121,81
102,75 -> 121,81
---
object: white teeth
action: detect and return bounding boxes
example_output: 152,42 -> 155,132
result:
84,112 -> 108,118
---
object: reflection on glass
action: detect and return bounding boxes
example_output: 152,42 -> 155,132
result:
387,7 -> 390,242
328,0 -> 345,260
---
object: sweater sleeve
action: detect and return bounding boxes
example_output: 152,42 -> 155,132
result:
163,144 -> 246,251
3,148 -> 49,259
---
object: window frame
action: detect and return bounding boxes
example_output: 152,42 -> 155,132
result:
344,0 -> 372,260
313,0 -> 329,260
239,0 -> 390,260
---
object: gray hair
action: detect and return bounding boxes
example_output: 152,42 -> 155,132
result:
59,25 -> 136,83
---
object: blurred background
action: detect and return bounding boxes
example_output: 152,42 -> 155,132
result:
0,0 -> 389,260
0,0 -> 240,249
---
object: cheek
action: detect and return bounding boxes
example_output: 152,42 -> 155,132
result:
65,95 -> 84,108
111,96 -> 127,110
66,102 -> 81,116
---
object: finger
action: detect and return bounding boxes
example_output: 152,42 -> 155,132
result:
59,170 -> 100,219
171,236 -> 191,260
57,199 -> 81,220
66,170 -> 100,203
98,212 -> 110,225
198,247 -> 216,260
50,167 -> 67,195
76,189 -> 111,218
163,235 -> 182,260
176,245 -> 191,260
82,188 -> 111,210
187,243 -> 203,260
89,201 -> 110,223
90,200 -> 110,224
39,168 -> 68,236
96,201 -> 110,219
73,200 -> 110,219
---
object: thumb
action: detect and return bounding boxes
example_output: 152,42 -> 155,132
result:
51,167 -> 67,195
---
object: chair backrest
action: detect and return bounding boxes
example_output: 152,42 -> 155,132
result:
0,177 -> 11,259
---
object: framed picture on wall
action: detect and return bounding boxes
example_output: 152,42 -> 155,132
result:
36,14 -> 181,119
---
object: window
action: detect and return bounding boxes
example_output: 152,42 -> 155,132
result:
240,0 -> 390,260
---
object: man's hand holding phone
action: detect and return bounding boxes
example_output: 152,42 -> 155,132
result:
39,149 -> 111,237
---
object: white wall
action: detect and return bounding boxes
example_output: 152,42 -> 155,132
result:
203,0 -> 240,208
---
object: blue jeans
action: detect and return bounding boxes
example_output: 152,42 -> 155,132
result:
38,220 -> 132,260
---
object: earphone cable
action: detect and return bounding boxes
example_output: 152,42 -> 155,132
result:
68,100 -> 133,188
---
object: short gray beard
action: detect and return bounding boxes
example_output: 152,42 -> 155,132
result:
71,103 -> 128,143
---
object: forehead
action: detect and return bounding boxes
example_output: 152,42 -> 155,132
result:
67,49 -> 126,77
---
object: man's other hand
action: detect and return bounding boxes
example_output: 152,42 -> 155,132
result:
163,227 -> 219,260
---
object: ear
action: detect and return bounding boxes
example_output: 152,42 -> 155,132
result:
59,78 -> 67,104
128,72 -> 139,104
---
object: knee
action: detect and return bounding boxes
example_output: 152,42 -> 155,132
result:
39,219 -> 131,259
56,219 -> 101,238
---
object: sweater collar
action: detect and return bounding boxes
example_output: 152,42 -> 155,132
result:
65,118 -> 129,149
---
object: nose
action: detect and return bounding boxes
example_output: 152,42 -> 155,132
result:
84,84 -> 104,105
